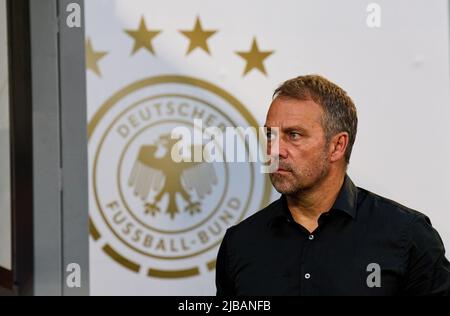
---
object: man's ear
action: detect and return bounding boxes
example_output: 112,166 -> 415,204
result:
329,132 -> 349,163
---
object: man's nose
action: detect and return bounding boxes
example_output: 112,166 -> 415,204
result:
278,142 -> 288,159
268,137 -> 288,159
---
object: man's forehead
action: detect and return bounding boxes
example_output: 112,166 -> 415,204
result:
264,121 -> 308,129
265,115 -> 322,130
266,98 -> 322,121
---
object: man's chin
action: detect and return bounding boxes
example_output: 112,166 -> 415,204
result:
273,186 -> 299,195
270,178 -> 298,195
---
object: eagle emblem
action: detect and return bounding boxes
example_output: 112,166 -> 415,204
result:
128,134 -> 218,219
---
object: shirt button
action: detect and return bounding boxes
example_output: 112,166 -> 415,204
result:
304,273 -> 311,279
308,235 -> 314,240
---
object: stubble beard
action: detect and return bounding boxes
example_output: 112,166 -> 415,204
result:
269,152 -> 330,196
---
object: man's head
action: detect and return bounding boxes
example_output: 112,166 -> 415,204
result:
265,74 -> 358,195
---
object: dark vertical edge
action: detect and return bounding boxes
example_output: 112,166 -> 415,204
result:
7,0 -> 34,296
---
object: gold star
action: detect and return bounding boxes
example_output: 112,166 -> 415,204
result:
86,38 -> 108,77
236,38 -> 274,76
179,17 -> 217,55
125,16 -> 161,55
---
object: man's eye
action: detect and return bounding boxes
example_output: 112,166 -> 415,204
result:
290,132 -> 301,139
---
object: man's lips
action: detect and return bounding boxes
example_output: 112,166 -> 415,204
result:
276,168 -> 290,173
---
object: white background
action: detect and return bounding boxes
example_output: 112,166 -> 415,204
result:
86,0 -> 450,295
0,0 -> 12,271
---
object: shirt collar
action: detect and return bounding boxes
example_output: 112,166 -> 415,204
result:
332,174 -> 358,219
268,174 -> 358,228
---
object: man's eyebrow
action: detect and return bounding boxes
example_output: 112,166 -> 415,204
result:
283,126 -> 307,132
263,125 -> 308,134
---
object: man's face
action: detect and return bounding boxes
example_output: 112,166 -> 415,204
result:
265,96 -> 330,195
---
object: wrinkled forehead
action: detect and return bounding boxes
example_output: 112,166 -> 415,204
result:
265,97 -> 324,129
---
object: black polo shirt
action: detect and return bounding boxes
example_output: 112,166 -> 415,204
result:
216,175 -> 450,296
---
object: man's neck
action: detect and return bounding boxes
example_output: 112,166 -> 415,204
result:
285,170 -> 346,233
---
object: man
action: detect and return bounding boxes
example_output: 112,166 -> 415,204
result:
216,75 -> 450,296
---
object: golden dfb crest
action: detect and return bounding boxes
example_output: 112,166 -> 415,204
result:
88,75 -> 271,278
87,14 -> 274,280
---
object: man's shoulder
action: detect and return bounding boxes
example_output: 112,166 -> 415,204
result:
225,197 -> 281,239
357,186 -> 430,225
